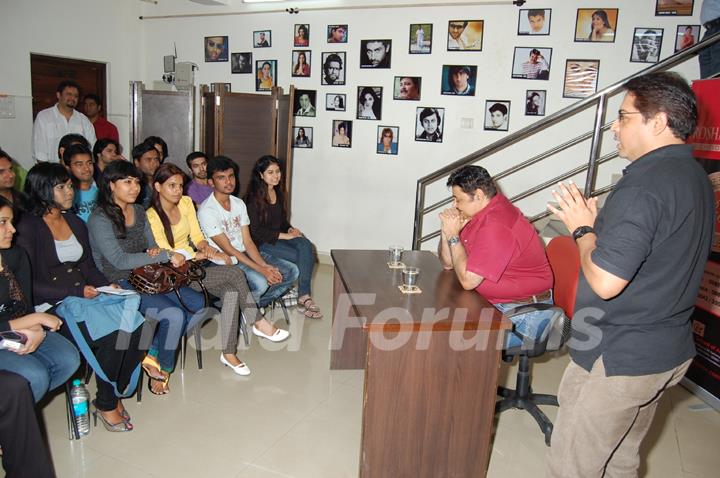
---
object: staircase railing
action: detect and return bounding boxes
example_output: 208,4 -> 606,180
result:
412,32 -> 720,250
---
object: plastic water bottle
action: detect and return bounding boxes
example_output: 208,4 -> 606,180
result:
70,379 -> 90,437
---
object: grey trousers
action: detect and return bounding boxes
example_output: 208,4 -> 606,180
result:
546,356 -> 692,478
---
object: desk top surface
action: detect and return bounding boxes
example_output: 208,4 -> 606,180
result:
331,249 -> 509,332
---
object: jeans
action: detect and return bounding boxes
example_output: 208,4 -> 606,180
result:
494,292 -> 554,349
699,24 -> 720,79
0,331 -> 80,402
118,279 -> 207,372
236,252 -> 299,308
259,236 -> 315,297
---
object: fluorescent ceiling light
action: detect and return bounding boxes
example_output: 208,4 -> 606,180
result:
243,0 -> 286,3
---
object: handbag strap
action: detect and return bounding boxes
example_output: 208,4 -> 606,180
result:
171,260 -> 209,314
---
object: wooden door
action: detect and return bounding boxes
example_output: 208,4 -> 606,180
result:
30,54 -> 106,119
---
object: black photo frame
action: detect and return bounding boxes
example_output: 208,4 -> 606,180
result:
447,20 -> 484,51
377,126 -> 400,155
326,93 -> 347,112
511,47 -> 552,80
484,100 -> 511,132
441,65 -> 477,96
231,53 -> 252,74
393,76 -> 422,101
574,9 -> 618,42
518,8 -> 551,35
321,52 -> 346,85
409,24 -> 433,54
415,107 -> 444,143
291,50 -> 312,77
255,59 -> 277,92
357,86 -> 383,120
630,28 -> 664,63
205,36 -> 229,62
525,90 -> 546,116
332,120 -> 352,148
360,39 -> 392,68
293,89 -> 317,117
292,127 -> 313,149
563,59 -> 600,99
253,30 -> 272,48
656,0 -> 694,16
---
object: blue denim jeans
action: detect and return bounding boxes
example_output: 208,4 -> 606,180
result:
0,331 -> 80,402
259,236 -> 315,297
236,252 -> 299,308
494,292 -> 554,349
700,24 -> 720,79
118,279 -> 207,372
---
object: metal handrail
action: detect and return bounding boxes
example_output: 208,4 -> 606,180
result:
412,31 -> 720,250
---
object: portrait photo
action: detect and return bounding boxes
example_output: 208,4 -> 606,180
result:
631,28 -> 664,63
292,50 -> 311,77
393,76 -> 421,101
205,36 -> 228,62
321,52 -> 346,85
231,52 -> 252,74
675,24 -> 700,52
293,127 -> 313,149
377,126 -> 400,155
326,93 -> 346,111
255,60 -> 277,92
441,65 -> 477,96
410,24 -> 433,54
360,39 -> 392,68
293,89 -> 317,117
563,59 -> 600,99
327,24 -> 348,43
357,86 -> 383,120
484,101 -> 511,132
656,0 -> 694,16
415,107 -> 444,143
254,30 -> 271,48
294,24 -> 310,47
525,90 -> 546,116
575,9 -> 618,42
447,20 -> 483,51
511,47 -> 552,80
518,8 -> 551,35
332,120 -> 352,148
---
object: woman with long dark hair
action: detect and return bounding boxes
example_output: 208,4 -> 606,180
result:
88,161 -> 206,395
357,87 -> 380,120
147,164 -> 288,375
244,156 -> 322,318
17,163 -> 143,431
293,51 -> 310,76
588,10 -> 614,42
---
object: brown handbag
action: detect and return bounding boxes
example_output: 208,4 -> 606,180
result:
128,261 -> 208,312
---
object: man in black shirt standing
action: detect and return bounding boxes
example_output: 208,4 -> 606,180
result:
546,72 -> 714,477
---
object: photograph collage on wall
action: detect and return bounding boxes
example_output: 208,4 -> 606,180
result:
377,126 -> 400,155
630,28 -> 664,63
321,52 -> 346,85
441,65 -> 477,96
332,120 -> 352,147
393,76 -> 421,101
525,90 -> 546,116
415,107 -> 444,143
293,126 -> 313,148
357,87 -> 383,120
563,59 -> 600,98
294,89 -> 317,117
255,59 -> 277,91
655,0 -> 694,16
484,100 -> 511,131
447,20 -> 483,50
231,52 -> 252,73
410,24 -> 433,54
518,8 -> 551,35
292,50 -> 311,77
326,93 -> 346,111
574,8 -> 618,42
511,47 -> 552,80
360,40 -> 392,68
205,36 -> 229,62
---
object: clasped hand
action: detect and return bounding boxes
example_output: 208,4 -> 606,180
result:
438,207 -> 466,238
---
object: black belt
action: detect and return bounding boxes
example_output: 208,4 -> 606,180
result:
704,17 -> 720,30
511,289 -> 552,305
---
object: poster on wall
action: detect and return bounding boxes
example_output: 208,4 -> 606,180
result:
254,30 -> 271,48
675,24 -> 700,52
322,52 -> 346,85
511,47 -> 552,80
394,76 -> 421,101
484,100 -> 510,131
357,87 -> 383,120
293,90 -> 317,117
326,93 -> 346,111
231,53 -> 252,73
574,8 -> 618,42
410,24 -> 433,54
255,60 -> 277,92
332,120 -> 352,147
205,36 -> 228,62
377,126 -> 399,155
518,8 -> 551,35
291,50 -> 311,77
441,65 -> 477,96
294,24 -> 310,47
447,20 -> 483,51
563,59 -> 600,98
415,107 -> 444,143
292,127 -> 313,148
327,25 -> 348,43
360,40 -> 392,68
656,0 -> 694,16
525,90 -> 546,116
630,28 -> 664,63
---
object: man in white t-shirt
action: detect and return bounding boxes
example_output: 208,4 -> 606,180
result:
32,80 -> 96,163
198,156 -> 298,341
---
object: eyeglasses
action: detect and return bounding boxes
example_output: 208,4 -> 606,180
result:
617,110 -> 642,122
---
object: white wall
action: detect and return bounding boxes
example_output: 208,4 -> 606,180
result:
1,0 -> 703,256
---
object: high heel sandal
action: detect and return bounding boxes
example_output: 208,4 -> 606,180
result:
297,296 -> 323,319
92,400 -> 133,432
142,355 -> 170,395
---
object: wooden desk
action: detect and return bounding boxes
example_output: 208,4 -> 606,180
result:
330,250 -> 511,478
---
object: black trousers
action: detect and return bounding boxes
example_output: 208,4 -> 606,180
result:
0,371 -> 56,478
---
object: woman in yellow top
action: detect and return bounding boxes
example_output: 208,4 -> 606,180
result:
257,61 -> 274,90
146,164 -> 289,375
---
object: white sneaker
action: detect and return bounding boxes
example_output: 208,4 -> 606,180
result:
252,325 -> 290,342
220,354 -> 251,376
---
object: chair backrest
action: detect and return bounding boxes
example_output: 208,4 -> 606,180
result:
546,236 -> 580,319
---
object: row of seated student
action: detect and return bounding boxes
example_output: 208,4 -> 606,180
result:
0,137 -> 321,449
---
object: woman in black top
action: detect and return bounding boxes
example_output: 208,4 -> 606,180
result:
0,195 -> 79,403
244,156 -> 321,318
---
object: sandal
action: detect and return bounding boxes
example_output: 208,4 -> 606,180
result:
298,296 -> 323,319
141,355 -> 166,381
147,373 -> 169,395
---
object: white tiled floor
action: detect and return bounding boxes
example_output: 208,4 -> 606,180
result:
11,264 -> 720,477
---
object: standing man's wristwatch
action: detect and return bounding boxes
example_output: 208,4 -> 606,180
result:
572,226 -> 595,242
447,235 -> 461,247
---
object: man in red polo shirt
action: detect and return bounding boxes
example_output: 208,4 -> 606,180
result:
83,94 -> 119,142
438,165 -> 553,348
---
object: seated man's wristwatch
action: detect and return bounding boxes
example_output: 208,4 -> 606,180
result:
572,226 -> 595,242
447,235 -> 461,247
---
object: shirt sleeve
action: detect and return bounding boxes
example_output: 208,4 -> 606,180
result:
83,116 -> 97,151
198,201 -> 224,239
182,196 -> 207,247
146,207 -> 173,251
32,115 -> 50,163
464,222 -> 515,283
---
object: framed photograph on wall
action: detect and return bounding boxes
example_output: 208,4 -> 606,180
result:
675,24 -> 700,51
415,107 -> 444,143
357,87 -> 383,120
393,76 -> 421,101
231,52 -> 252,73
360,40 -> 392,68
377,126 -> 400,155
574,9 -> 618,42
511,47 -> 552,80
525,90 -> 546,116
447,20 -> 483,51
441,65 -> 477,96
293,89 -> 317,117
484,100 -> 511,131
294,24 -> 310,47
410,24 -> 433,54
292,127 -> 313,149
205,36 -> 228,62
518,8 -> 551,35
563,59 -> 600,98
327,24 -> 348,43
631,28 -> 664,63
254,30 -> 271,48
656,0 -> 694,16
255,60 -> 277,92
326,93 -> 346,111
291,50 -> 311,77
332,120 -> 352,148
321,52 -> 346,85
